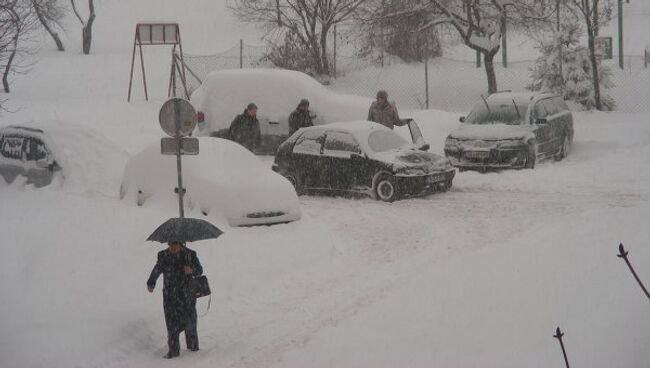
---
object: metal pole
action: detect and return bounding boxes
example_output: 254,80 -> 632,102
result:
476,50 -> 481,68
618,0 -> 624,69
127,30 -> 138,102
240,39 -> 243,69
501,10 -> 507,68
333,25 -> 337,78
557,0 -> 564,92
553,327 -> 570,368
174,99 -> 185,218
138,40 -> 148,101
424,53 -> 429,109
618,243 -> 650,301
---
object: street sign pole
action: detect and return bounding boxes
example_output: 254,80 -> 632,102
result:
174,99 -> 185,218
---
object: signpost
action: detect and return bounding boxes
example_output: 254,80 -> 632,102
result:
158,98 -> 198,218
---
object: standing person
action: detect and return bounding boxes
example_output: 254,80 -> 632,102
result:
288,98 -> 313,136
147,242 -> 204,359
229,102 -> 261,152
367,90 -> 403,129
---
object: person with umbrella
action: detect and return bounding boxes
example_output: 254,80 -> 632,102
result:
146,218 -> 222,358
147,241 -> 203,358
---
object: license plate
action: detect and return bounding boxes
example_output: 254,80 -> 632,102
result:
427,173 -> 446,183
465,150 -> 489,159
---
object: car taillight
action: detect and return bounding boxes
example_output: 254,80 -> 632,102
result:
197,111 -> 205,123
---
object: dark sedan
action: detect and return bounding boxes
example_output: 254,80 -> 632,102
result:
272,121 -> 455,202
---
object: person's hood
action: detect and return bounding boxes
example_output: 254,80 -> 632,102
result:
448,123 -> 535,142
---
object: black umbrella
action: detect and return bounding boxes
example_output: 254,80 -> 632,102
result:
147,217 -> 224,244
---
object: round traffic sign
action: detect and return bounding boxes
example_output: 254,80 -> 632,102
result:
159,98 -> 197,137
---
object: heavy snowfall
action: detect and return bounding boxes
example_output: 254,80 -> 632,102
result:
0,1 -> 649,367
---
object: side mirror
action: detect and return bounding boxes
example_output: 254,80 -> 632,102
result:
459,116 -> 466,123
535,118 -> 548,125
418,143 -> 430,151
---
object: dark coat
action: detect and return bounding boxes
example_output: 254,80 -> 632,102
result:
288,108 -> 313,136
368,100 -> 402,129
229,111 -> 261,152
147,247 -> 203,345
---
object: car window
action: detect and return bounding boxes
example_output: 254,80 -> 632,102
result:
542,99 -> 559,116
26,137 -> 48,161
293,130 -> 324,155
0,135 -> 25,160
466,101 -> 528,125
553,97 -> 569,112
368,130 -> 408,153
533,102 -> 547,119
323,131 -> 361,154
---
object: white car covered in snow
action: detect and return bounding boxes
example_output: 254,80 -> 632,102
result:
119,137 -> 301,226
191,68 -> 372,154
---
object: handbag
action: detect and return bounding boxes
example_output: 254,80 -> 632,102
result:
189,275 -> 211,298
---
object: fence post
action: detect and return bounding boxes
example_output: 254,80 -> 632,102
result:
333,25 -> 337,78
240,39 -> 243,69
425,53 -> 429,109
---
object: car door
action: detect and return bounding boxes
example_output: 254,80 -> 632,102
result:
531,99 -> 553,155
0,134 -> 27,184
322,130 -> 366,190
552,96 -> 573,142
290,129 -> 326,189
540,98 -> 563,154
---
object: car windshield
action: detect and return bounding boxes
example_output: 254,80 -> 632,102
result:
368,130 -> 409,152
465,101 -> 529,125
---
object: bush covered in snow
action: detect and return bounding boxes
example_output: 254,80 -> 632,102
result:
528,24 -> 615,111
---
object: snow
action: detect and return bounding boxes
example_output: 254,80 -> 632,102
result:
120,137 -> 301,227
448,123 -> 534,141
1,1 -> 650,368
192,69 -> 371,135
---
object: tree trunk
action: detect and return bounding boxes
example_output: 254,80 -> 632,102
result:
34,4 -> 64,51
584,2 -> 603,110
3,37 -> 19,93
319,29 -> 330,76
82,24 -> 92,54
483,51 -> 498,94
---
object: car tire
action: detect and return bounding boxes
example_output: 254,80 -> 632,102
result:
525,140 -> 536,169
374,174 -> 398,202
555,134 -> 570,161
282,171 -> 304,195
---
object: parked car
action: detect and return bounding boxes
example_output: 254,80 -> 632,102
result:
191,68 -> 372,154
120,137 -> 301,226
444,91 -> 574,170
0,125 -> 61,187
272,120 -> 455,202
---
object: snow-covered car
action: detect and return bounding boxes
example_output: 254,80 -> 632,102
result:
444,91 -> 574,170
0,125 -> 61,187
119,137 -> 301,226
272,120 -> 455,202
191,68 -> 372,154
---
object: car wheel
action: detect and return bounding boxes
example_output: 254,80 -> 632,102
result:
525,140 -> 536,169
374,174 -> 398,202
282,171 -> 304,195
555,134 -> 571,161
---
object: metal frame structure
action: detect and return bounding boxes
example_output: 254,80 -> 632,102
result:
127,23 -> 189,102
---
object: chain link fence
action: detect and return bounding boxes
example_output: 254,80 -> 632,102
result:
179,41 -> 650,113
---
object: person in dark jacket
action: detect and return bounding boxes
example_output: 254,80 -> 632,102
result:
147,242 -> 204,359
288,98 -> 313,136
367,90 -> 403,130
229,102 -> 261,152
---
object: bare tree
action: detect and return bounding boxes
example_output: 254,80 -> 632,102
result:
31,0 -> 67,51
564,0 -> 613,110
1,1 -> 38,93
230,0 -> 367,76
70,0 -> 94,55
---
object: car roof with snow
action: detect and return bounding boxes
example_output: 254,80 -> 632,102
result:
302,120 -> 390,134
